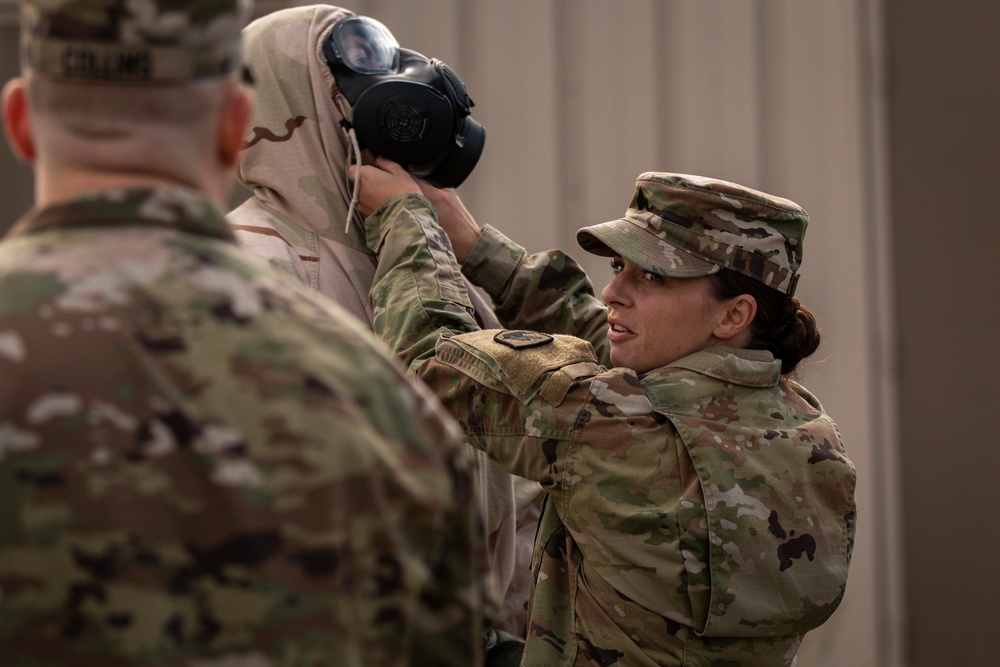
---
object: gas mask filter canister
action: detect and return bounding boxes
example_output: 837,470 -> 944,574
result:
323,16 -> 486,189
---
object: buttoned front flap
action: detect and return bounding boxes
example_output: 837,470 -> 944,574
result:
434,329 -> 600,405
665,383 -> 857,638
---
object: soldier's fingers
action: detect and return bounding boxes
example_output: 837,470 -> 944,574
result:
375,156 -> 407,175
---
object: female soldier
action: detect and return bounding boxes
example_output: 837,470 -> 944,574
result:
352,158 -> 857,666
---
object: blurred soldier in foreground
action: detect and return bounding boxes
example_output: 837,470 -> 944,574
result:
0,0 -> 488,664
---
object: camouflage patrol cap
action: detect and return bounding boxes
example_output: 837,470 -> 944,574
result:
19,0 -> 252,83
577,172 -> 808,295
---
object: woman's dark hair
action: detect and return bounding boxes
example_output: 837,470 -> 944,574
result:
710,268 -> 821,376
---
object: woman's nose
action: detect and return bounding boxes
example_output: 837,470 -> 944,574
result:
601,275 -> 625,306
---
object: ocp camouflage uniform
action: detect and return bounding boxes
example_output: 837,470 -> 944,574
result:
0,188 -> 488,666
365,193 -> 857,666
227,5 -> 542,635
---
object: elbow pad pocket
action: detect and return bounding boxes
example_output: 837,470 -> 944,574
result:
434,329 -> 600,405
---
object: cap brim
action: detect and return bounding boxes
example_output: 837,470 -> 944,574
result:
577,218 -> 720,278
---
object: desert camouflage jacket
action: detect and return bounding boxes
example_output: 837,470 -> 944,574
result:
226,3 -> 384,325
366,194 -> 857,667
0,187 -> 488,666
227,6 -> 542,634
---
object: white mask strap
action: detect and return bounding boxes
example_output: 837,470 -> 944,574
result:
344,124 -> 363,234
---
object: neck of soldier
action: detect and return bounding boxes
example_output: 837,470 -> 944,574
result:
33,160 -> 230,210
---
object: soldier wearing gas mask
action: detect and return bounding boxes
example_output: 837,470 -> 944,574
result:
228,5 -> 486,324
324,14 -> 485,190
226,4 -> 539,656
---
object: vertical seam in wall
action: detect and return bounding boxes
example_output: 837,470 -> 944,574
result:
552,0 -> 571,226
455,0 -> 470,75
752,0 -> 769,187
0,0 -> 17,29
857,0 -> 906,664
653,0 -> 669,172
857,2 -> 886,659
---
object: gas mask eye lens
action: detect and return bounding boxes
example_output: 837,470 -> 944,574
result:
326,16 -> 400,74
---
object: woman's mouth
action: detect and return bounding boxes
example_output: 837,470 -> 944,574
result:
607,319 -> 634,342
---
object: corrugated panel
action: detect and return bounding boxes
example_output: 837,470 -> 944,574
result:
0,4 -> 903,664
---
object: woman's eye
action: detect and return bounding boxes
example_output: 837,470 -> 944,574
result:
643,271 -> 663,283
610,260 -> 624,275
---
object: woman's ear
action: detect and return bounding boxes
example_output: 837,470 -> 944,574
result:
2,78 -> 36,164
714,294 -> 757,342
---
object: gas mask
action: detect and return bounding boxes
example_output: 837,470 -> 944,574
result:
323,16 -> 485,189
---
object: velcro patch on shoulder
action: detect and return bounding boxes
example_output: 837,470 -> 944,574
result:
539,360 -> 603,406
494,330 -> 554,349
435,329 -> 598,403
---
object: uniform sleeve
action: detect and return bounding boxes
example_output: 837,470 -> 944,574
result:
364,196 -> 602,490
365,194 -> 481,370
420,330 -> 602,488
462,224 -> 612,366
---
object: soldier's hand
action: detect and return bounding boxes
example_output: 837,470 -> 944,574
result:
348,157 -> 420,217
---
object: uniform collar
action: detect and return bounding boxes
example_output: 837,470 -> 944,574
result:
5,187 -> 236,244
647,346 -> 782,388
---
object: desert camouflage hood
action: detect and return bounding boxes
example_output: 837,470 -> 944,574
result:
237,4 -> 361,249
230,5 -> 505,329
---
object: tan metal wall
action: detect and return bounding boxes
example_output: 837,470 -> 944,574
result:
885,1 -> 1000,666
347,3 -> 903,664
0,2 -> 922,665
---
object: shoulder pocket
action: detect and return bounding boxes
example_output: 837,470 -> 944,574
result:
434,329 -> 599,405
